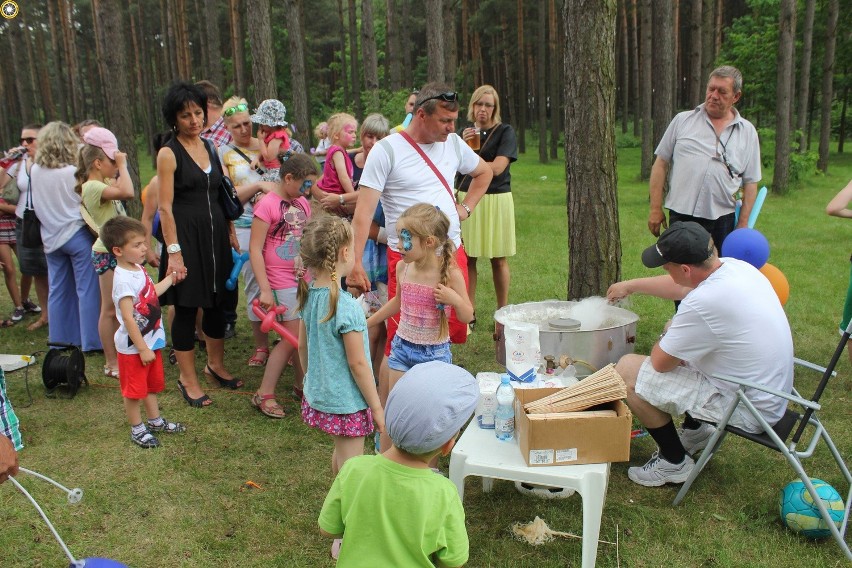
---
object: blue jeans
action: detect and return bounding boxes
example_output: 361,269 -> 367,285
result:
46,227 -> 102,351
387,335 -> 452,372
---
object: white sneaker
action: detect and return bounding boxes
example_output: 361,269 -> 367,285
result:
628,454 -> 695,487
679,423 -> 715,455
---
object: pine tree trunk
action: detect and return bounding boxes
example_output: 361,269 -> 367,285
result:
229,0 -> 248,96
7,22 -> 33,124
204,0 -> 224,88
361,0 -> 380,111
386,0 -> 402,90
246,0 -> 278,101
58,0 -> 84,119
796,0 -> 815,152
33,17 -> 57,122
700,0 -> 714,80
426,0 -> 445,83
817,0 -> 838,172
652,1 -> 674,150
688,0 -> 703,107
516,0 -> 526,153
400,0 -> 413,88
639,0 -> 653,180
348,0 -> 363,118
563,0 -> 620,299
92,0 -> 142,214
443,1 -> 458,85
285,0 -> 310,149
130,5 -> 155,160
174,0 -> 193,79
772,0 -> 796,195
619,0 -> 628,134
838,81 -> 847,154
549,0 -> 561,159
47,0 -> 70,119
537,0 -> 548,163
672,0 -> 680,107
337,0 -> 349,104
630,0 -> 640,136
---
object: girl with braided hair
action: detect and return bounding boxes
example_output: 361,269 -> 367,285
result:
367,203 -> 473,450
297,215 -> 384,475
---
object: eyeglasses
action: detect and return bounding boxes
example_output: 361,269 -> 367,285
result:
19,137 -> 36,145
223,103 -> 249,117
417,92 -> 458,107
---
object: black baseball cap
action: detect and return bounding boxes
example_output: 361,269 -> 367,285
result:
641,222 -> 714,268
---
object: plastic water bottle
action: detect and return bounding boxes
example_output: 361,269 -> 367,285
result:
495,374 -> 515,441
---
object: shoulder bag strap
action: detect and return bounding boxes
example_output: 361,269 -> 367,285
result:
398,131 -> 454,201
227,143 -> 265,175
25,161 -> 33,210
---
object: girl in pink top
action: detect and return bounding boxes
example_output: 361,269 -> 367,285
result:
316,113 -> 357,204
249,153 -> 319,418
367,203 -> 473,393
249,99 -> 291,181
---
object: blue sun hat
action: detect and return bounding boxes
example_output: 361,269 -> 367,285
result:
251,99 -> 288,127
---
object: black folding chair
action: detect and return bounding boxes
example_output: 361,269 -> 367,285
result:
672,321 -> 852,561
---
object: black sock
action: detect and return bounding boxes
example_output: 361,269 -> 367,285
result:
647,420 -> 686,464
682,412 -> 701,430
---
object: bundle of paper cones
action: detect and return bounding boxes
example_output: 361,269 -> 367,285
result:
523,363 -> 626,414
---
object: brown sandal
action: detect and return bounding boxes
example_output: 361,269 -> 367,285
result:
251,393 -> 285,419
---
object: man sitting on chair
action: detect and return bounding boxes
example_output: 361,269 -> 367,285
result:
607,222 -> 793,487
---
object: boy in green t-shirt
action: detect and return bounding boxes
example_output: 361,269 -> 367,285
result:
319,360 -> 477,567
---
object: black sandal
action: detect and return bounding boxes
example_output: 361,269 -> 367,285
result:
177,381 -> 212,408
204,365 -> 243,389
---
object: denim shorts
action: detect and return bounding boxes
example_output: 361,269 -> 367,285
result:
387,335 -> 452,372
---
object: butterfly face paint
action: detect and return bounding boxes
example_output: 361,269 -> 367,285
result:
299,179 -> 313,195
399,228 -> 413,252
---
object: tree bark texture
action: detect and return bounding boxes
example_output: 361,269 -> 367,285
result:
516,0 -> 526,153
772,0 -> 796,195
229,0 -> 248,97
688,0 -> 703,107
246,0 -> 278,102
630,0 -> 639,136
639,0 -> 652,180
817,0 -> 838,172
347,0 -> 362,118
203,0 -> 224,89
549,0 -> 561,159
426,0 -> 446,83
796,0 -> 815,153
285,0 -> 310,149
91,0 -> 142,214
361,0 -> 380,110
443,0 -> 458,85
386,0 -> 402,90
563,0 -> 621,299
618,0 -> 628,134
537,0 -> 548,163
652,1 -> 674,152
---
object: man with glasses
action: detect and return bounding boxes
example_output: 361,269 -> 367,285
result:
348,83 -> 492,449
648,66 -> 761,251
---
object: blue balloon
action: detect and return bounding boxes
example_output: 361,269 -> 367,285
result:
720,228 -> 770,268
74,559 -> 129,568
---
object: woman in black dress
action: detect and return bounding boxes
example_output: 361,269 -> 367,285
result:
158,82 -> 241,407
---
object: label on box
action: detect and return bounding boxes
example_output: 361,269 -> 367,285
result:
529,449 -> 554,465
555,448 -> 578,463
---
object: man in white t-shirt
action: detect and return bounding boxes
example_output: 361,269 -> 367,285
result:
607,222 -> 793,488
348,83 -> 492,349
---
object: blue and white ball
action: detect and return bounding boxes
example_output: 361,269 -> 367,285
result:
779,479 -> 845,539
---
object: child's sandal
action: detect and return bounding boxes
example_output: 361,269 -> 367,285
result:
247,347 -> 270,367
251,393 -> 285,419
148,418 -> 186,434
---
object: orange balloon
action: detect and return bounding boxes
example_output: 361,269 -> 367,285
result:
759,262 -> 789,306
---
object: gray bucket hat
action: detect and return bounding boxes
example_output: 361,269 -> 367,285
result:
251,99 -> 288,127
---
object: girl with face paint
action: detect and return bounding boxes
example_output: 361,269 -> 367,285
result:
248,152 -> 320,418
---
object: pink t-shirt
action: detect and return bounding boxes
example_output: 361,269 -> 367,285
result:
262,129 -> 291,170
253,192 -> 311,289
316,145 -> 353,195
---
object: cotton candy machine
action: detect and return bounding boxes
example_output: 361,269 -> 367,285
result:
495,299 -> 639,378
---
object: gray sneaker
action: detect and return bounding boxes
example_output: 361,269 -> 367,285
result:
628,453 -> 695,487
679,423 -> 715,455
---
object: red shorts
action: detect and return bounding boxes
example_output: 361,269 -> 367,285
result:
384,244 -> 469,356
117,351 -> 165,400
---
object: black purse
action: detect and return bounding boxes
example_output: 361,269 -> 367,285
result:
21,166 -> 42,248
204,139 -> 244,221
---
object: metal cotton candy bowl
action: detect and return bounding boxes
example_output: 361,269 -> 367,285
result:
495,299 -> 639,378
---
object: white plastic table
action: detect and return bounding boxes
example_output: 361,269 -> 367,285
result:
449,422 -> 610,568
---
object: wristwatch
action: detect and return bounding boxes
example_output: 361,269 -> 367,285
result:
167,243 -> 182,254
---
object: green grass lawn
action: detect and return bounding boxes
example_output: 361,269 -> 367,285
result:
0,146 -> 850,567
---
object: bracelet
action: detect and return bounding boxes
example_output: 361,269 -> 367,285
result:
339,194 -> 345,206
460,202 -> 472,217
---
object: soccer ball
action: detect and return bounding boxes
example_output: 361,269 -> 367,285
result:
779,479 -> 845,539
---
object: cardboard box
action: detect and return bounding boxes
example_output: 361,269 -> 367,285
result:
513,388 -> 632,467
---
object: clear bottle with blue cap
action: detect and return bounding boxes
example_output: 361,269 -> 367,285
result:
494,374 -> 515,441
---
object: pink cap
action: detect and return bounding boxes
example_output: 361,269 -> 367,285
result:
82,127 -> 119,160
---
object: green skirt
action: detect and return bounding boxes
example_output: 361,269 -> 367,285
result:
458,190 -> 516,259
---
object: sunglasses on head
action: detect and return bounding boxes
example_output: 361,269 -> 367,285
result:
417,92 -> 458,107
19,137 -> 36,144
223,103 -> 249,117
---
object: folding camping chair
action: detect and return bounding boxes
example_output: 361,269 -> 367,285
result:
672,321 -> 852,561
